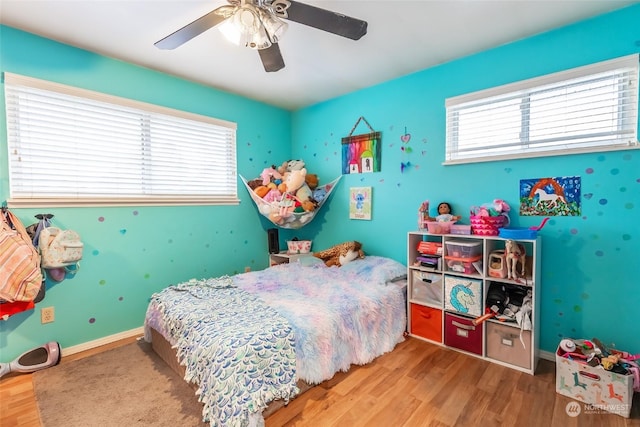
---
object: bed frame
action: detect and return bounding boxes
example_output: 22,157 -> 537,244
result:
149,327 -> 312,419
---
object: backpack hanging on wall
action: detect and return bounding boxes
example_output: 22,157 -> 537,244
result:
0,208 -> 44,303
39,226 -> 84,269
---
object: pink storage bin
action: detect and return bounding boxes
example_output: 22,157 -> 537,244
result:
426,221 -> 455,234
470,215 -> 507,236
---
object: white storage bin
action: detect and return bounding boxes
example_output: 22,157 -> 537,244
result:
411,271 -> 442,306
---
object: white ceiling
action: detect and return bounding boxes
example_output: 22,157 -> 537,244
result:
1,0 -> 637,110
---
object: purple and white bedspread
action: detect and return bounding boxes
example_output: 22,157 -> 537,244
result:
144,255 -> 407,427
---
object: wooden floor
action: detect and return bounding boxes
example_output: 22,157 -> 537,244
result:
1,336 -> 638,426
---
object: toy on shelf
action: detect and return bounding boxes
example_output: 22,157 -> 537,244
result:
430,202 -> 461,222
470,199 -> 511,236
488,250 -> 507,279
505,239 -> 526,280
417,200 -> 429,230
421,201 -> 461,234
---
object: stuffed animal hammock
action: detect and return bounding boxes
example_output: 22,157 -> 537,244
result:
240,175 -> 341,229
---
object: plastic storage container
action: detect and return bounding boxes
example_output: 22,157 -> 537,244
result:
445,240 -> 482,258
425,221 -> 455,234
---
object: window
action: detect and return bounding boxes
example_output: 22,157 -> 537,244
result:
445,54 -> 639,164
4,73 -> 238,207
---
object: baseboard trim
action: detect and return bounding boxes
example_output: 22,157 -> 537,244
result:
540,349 -> 555,362
60,326 -> 558,364
61,326 -> 144,357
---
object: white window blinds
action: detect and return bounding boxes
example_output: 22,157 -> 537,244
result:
4,73 -> 238,207
445,54 -> 639,164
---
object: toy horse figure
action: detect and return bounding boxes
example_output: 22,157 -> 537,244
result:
505,239 -> 526,280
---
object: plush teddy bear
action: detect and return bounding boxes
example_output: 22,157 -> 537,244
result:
313,241 -> 365,267
283,168 -> 307,193
305,173 -> 319,190
247,178 -> 263,190
300,199 -> 317,212
277,159 -> 306,176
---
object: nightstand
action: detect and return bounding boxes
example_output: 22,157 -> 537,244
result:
269,251 -> 314,266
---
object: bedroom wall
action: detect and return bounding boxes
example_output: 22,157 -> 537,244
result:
1,5 -> 638,362
0,26 -> 292,360
291,4 -> 640,355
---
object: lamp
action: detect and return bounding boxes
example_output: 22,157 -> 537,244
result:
219,1 -> 288,50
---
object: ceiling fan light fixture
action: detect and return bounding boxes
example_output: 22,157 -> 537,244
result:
247,23 -> 272,49
258,7 -> 288,43
219,4 -> 272,49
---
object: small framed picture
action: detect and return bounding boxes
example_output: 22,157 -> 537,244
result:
349,187 -> 372,220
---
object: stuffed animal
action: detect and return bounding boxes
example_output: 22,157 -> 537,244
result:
277,159 -> 306,175
254,186 -> 270,198
314,241 -> 365,267
247,178 -> 263,190
301,199 -> 317,212
295,183 -> 313,203
286,159 -> 305,171
312,186 -> 327,204
283,168 -> 307,193
305,173 -> 319,190
261,166 -> 282,186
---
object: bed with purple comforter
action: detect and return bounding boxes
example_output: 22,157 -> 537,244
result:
144,255 -> 407,426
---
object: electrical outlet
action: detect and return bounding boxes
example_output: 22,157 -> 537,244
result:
41,306 -> 55,324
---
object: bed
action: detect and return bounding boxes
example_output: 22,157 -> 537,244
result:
143,255 -> 407,426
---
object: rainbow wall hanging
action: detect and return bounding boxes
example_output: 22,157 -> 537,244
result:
341,117 -> 382,174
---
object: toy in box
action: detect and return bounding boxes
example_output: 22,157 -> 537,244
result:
425,221 -> 455,234
444,275 -> 482,317
445,255 -> 482,275
417,241 -> 442,255
445,240 -> 482,258
555,339 -> 637,418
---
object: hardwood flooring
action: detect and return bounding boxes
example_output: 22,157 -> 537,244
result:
1,336 -> 638,426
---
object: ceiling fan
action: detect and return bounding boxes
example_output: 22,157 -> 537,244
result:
155,0 -> 368,72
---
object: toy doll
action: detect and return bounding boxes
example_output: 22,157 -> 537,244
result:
430,202 -> 461,222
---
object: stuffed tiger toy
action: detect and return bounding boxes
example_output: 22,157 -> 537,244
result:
313,241 -> 365,267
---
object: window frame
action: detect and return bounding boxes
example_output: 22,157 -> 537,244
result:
3,72 -> 239,208
444,54 -> 640,165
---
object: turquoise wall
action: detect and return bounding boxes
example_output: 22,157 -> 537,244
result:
292,5 -> 640,355
1,4 -> 639,361
0,26 -> 292,360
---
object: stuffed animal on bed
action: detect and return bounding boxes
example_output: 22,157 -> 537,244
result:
313,241 -> 365,267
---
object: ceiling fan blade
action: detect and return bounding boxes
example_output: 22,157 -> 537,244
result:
283,0 -> 367,40
155,6 -> 234,50
258,44 -> 285,72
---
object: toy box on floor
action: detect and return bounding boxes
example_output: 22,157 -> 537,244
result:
555,338 -> 639,418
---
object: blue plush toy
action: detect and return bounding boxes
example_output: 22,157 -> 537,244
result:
312,187 -> 327,203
